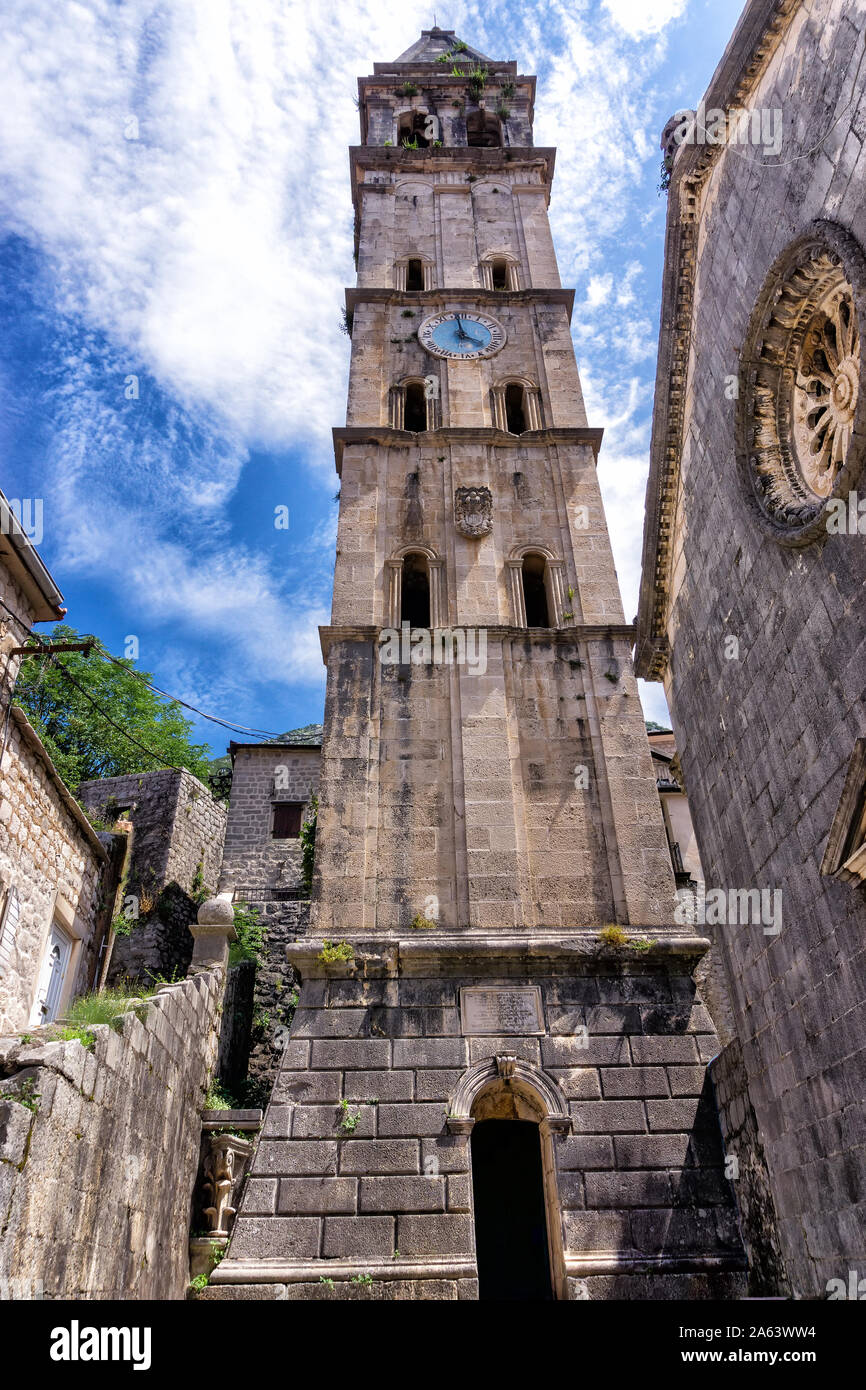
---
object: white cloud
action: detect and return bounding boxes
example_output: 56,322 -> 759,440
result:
0,0 -> 688,725
602,0 -> 689,39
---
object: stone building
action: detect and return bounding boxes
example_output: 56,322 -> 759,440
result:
0,491 -> 118,1034
636,0 -> 866,1296
210,29 -> 745,1301
77,768 -> 228,985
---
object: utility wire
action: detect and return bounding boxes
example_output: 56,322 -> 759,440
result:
0,591 -> 280,739
54,664 -> 186,774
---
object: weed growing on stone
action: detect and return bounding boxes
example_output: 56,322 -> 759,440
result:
598,925 -> 628,949
318,939 -> 354,965
0,1077 -> 40,1111
338,1099 -> 362,1133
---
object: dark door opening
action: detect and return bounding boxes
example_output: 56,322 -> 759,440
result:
521,554 -> 550,626
401,552 -> 431,627
471,1119 -> 554,1300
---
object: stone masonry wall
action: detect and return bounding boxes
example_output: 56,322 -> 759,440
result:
78,769 -> 227,985
710,1037 -> 790,1297
0,711 -> 110,1034
659,0 -> 866,1296
0,966 -> 224,1299
221,746 -> 320,896
210,951 -> 746,1301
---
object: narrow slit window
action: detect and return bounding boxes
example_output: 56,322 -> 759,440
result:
505,383 -> 527,435
273,802 -> 304,839
522,554 -> 550,627
406,258 -> 424,291
401,552 -> 431,627
491,258 -> 509,290
404,382 -> 427,432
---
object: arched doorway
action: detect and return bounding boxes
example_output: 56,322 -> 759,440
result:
471,1118 -> 554,1300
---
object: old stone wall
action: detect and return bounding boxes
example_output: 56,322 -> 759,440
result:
0,966 -> 224,1299
208,946 -> 746,1301
0,710 -> 112,1034
221,746 -> 319,897
710,1038 -> 790,1297
78,769 -> 227,985
655,0 -> 866,1297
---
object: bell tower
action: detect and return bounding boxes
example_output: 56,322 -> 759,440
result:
210,30 -> 747,1302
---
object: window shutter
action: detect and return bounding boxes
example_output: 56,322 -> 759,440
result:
272,803 -> 303,839
0,886 -> 20,976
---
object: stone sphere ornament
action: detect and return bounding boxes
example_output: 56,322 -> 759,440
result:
737,221 -> 866,545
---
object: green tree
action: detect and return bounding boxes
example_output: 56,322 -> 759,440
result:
14,624 -> 213,789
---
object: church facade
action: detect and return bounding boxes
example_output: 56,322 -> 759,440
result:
209,29 -> 745,1301
637,0 -> 866,1298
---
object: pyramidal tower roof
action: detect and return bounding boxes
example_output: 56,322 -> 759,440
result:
392,27 -> 493,65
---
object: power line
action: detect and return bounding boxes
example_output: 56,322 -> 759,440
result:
54,664 -> 186,774
0,592 -> 280,739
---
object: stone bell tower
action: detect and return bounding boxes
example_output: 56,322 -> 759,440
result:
210,30 -> 747,1302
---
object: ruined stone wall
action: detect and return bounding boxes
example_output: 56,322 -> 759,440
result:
658,0 -> 866,1296
0,967 -> 224,1299
78,770 -> 227,985
0,711 -> 109,1034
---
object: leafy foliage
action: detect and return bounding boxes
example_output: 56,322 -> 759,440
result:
300,797 -> 317,897
15,624 -> 213,789
318,939 -> 353,965
229,903 -> 266,967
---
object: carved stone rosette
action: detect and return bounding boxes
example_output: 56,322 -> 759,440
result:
737,221 -> 866,544
454,486 -> 493,538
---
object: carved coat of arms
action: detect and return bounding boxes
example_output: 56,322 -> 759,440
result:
454,486 -> 493,538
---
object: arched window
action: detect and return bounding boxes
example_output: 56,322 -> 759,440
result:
398,112 -> 430,148
492,380 -> 543,433
394,257 -> 434,291
467,111 -> 502,148
401,552 -> 431,627
522,553 -> 550,627
390,379 -> 440,431
404,382 -> 427,433
480,255 -> 519,292
505,383 -> 527,435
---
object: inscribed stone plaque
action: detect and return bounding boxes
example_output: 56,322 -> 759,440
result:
460,986 -> 544,1035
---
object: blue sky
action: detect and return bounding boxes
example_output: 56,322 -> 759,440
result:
0,0 -> 745,755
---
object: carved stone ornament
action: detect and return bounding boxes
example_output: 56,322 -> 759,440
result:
737,221 -> 866,544
454,486 -> 493,538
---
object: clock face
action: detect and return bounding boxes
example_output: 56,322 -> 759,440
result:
418,311 -> 506,360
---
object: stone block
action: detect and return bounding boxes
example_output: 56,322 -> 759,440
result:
339,1139 -> 420,1174
396,1214 -> 474,1256
254,1140 -> 338,1176
311,1039 -> 391,1069
322,1216 -> 395,1259
377,1103 -> 447,1138
360,1176 -> 445,1212
585,1170 -> 673,1207
277,1178 -> 358,1214
228,1217 -> 320,1261
570,1101 -> 646,1133
393,1038 -> 468,1069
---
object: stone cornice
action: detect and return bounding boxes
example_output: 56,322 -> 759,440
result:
286,933 -> 712,977
349,146 -> 556,208
345,286 -> 575,318
332,425 -> 603,474
318,622 -> 636,661
634,0 -> 801,683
